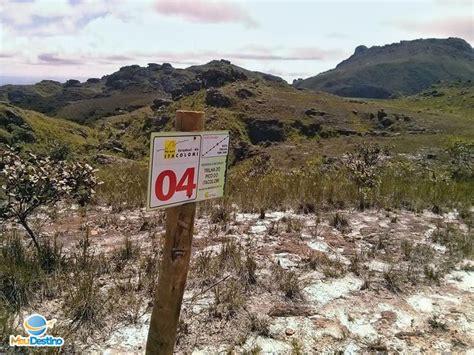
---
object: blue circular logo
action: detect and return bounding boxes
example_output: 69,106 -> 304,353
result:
24,314 -> 48,337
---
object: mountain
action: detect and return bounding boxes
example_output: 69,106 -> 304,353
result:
1,53 -> 472,167
0,60 -> 284,123
293,38 -> 474,98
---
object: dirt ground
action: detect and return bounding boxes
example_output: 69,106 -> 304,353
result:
7,205 -> 473,354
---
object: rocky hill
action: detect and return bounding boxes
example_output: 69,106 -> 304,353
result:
0,60 -> 284,123
293,38 -> 474,98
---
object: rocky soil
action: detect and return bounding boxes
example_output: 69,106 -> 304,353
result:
7,206 -> 473,353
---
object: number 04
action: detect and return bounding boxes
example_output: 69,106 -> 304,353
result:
155,168 -> 196,201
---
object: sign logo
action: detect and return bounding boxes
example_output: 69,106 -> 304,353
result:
164,140 -> 176,159
10,314 -> 64,347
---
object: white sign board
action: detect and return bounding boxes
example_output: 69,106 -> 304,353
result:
147,131 -> 230,210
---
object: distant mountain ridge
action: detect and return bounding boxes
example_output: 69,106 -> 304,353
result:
0,60 -> 284,123
293,38 -> 474,98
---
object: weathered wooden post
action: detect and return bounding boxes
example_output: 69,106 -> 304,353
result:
145,110 -> 230,353
146,110 -> 204,354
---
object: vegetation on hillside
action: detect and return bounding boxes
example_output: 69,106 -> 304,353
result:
294,38 -> 474,98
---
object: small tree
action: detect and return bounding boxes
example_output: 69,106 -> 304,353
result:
343,144 -> 387,210
447,141 -> 474,181
0,147 -> 99,254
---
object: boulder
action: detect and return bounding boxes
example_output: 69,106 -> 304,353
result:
292,120 -> 321,137
199,68 -> 247,88
147,63 -> 161,70
379,117 -> 395,128
235,88 -> 255,99
151,98 -> 172,110
0,107 -> 25,126
246,119 -> 285,144
205,89 -> 231,108
86,78 -> 101,84
377,109 -> 387,120
233,141 -> 258,162
305,108 -> 326,116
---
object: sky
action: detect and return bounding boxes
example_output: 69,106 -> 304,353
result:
0,0 -> 472,84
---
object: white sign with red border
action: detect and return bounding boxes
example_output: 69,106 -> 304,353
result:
147,131 -> 229,210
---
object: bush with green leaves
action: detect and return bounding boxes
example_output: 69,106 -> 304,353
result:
0,147 -> 99,255
447,141 -> 474,181
343,144 -> 388,210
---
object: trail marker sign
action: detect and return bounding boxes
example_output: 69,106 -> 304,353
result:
147,130 -> 229,210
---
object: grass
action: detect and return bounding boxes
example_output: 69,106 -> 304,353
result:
330,213 -> 350,233
92,147 -> 473,216
306,251 -> 346,278
0,102 -> 101,157
272,263 -> 302,299
96,161 -> 148,211
0,219 -> 158,342
248,313 -> 270,337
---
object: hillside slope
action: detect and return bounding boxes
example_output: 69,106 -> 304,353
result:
0,60 -> 284,124
93,78 -> 474,166
0,102 -> 102,156
293,38 -> 474,98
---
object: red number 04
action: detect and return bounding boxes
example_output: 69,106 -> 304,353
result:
155,168 -> 196,201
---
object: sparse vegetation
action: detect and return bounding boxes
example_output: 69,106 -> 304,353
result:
248,313 -> 270,337
0,58 -> 473,353
330,212 -> 350,233
272,263 -> 302,299
306,250 -> 346,278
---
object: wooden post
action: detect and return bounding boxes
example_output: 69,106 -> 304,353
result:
146,110 -> 205,355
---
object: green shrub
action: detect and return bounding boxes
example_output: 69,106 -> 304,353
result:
0,147 -> 98,255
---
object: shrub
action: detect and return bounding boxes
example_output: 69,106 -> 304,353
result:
330,213 -> 350,233
0,147 -> 98,255
343,144 -> 387,210
272,264 -> 302,299
447,141 -> 474,181
306,251 -> 346,278
248,313 -> 270,336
